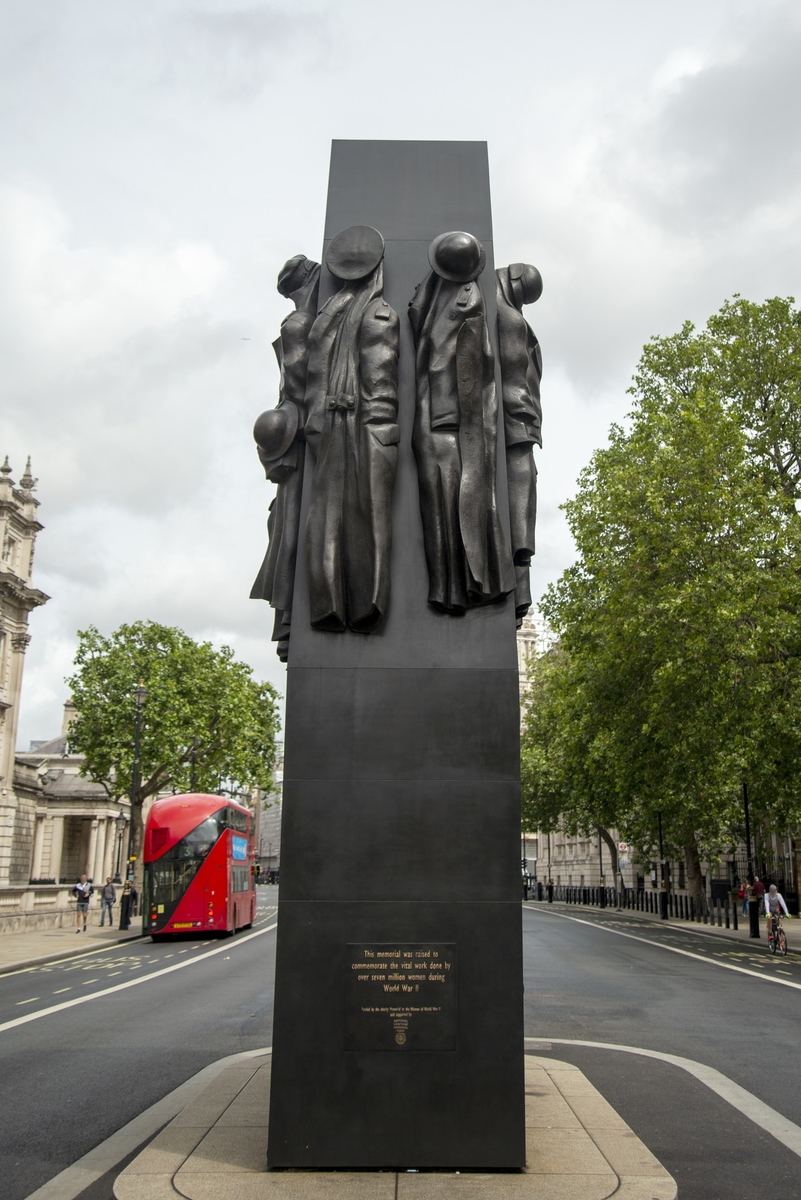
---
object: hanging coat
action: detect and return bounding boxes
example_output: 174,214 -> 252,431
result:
250,264 -> 321,656
409,270 -> 514,614
495,266 -> 543,621
303,262 -> 400,633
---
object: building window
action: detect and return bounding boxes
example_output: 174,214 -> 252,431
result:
2,535 -> 18,569
678,862 -> 686,889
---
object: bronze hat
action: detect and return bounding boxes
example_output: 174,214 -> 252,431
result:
277,255 -> 315,298
325,225 -> 385,281
509,262 -> 543,305
253,403 -> 299,460
428,231 -> 486,283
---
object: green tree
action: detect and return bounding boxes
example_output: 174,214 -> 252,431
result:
66,621 -> 280,886
523,297 -> 801,902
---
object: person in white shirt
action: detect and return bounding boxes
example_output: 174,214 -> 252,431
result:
764,884 -> 789,928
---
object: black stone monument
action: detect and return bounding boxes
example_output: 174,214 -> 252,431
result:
267,140 -> 526,1170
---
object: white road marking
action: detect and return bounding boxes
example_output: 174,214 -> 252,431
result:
525,1037 -> 801,1161
0,923 -> 276,1034
0,937 -> 147,981
53,988 -> 70,995
21,1047 -> 272,1200
15,997 -> 38,1006
524,906 -> 801,992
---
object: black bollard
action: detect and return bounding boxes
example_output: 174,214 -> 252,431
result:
119,891 -> 131,931
748,898 -> 760,938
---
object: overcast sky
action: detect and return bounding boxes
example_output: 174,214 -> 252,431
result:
3,0 -> 800,747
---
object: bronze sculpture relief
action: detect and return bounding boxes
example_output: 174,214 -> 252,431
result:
303,226 -> 400,633
251,255 -> 321,661
409,231 -> 514,614
495,263 -> 543,623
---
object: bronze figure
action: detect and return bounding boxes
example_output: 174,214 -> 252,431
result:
303,226 -> 400,633
495,263 -> 543,623
409,231 -> 514,614
251,255 -> 321,660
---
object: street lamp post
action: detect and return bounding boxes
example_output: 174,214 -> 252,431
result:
113,812 -> 127,883
658,812 -> 668,920
743,780 -> 760,937
598,827 -> 606,908
119,681 -> 148,931
188,738 -> 201,792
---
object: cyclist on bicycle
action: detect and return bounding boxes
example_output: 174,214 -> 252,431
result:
764,884 -> 789,939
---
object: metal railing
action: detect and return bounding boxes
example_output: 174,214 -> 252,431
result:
530,882 -> 740,929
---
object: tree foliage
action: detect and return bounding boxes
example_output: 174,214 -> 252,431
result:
522,297 -> 801,894
66,621 -> 280,876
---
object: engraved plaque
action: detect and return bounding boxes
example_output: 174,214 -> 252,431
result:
345,943 -> 457,1051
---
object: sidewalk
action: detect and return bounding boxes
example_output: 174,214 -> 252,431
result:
0,917 -> 143,974
114,1051 -> 676,1200
527,898 -> 800,952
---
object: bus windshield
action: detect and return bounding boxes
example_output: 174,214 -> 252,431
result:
146,808 -> 227,908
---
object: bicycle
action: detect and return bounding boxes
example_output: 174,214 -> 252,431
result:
767,913 -> 788,956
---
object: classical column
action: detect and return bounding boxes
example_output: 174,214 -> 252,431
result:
102,818 -> 116,881
30,816 -> 45,880
50,816 -> 65,883
86,819 -> 99,882
92,818 -> 107,885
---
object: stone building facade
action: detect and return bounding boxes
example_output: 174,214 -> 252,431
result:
0,459 -> 131,932
18,702 -> 130,886
256,742 -> 283,880
0,456 -> 49,899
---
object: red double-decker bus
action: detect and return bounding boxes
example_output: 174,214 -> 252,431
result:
142,793 -> 257,939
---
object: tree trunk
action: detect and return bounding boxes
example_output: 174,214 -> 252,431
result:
598,826 -> 619,873
684,835 -> 705,910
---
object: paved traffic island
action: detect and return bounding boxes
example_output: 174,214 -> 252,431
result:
113,1052 -> 676,1200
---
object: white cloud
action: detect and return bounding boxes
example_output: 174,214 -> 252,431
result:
0,180 -> 226,364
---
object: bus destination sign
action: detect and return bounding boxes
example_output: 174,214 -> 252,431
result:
345,943 -> 457,1051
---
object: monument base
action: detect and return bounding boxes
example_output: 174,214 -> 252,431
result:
112,1050 -> 678,1200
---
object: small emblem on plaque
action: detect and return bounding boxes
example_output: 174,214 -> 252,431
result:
395,1032 -> 406,1045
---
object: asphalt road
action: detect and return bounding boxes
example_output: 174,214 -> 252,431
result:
4,894 -> 801,1200
0,890 -> 278,1200
523,903 -> 801,1198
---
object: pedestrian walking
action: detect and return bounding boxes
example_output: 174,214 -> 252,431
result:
547,878 -> 554,904
99,877 -> 117,926
753,876 -> 766,908
738,880 -> 748,917
73,874 -> 93,933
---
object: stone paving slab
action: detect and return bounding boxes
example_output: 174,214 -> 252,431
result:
114,1053 -> 676,1200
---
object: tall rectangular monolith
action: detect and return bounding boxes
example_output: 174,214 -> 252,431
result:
267,140 -> 525,1170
